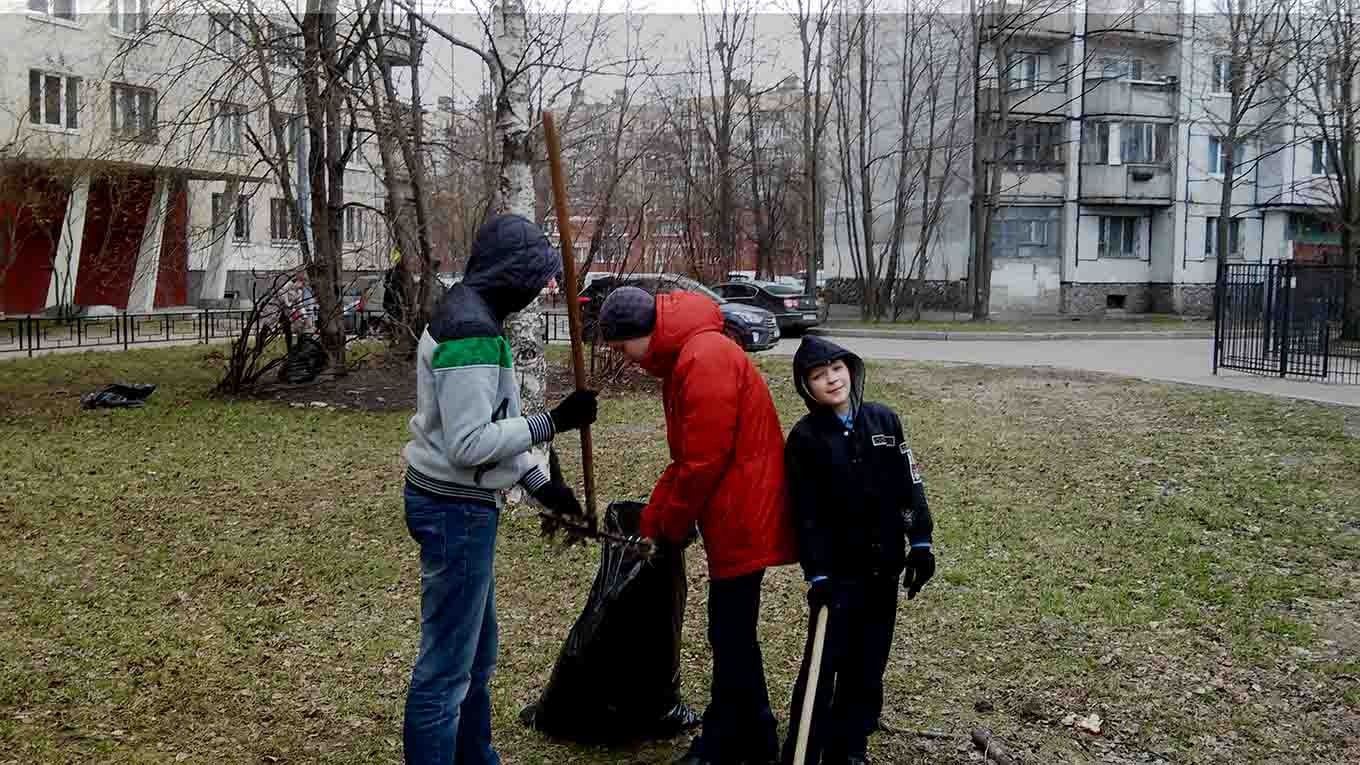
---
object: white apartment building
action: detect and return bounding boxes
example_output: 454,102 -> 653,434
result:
0,0 -> 411,315
823,1 -> 1345,315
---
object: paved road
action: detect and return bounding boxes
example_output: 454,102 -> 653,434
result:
772,336 -> 1360,408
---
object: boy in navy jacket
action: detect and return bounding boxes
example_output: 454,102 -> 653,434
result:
781,336 -> 935,765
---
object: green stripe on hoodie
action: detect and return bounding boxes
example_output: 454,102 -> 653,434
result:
432,336 -> 513,370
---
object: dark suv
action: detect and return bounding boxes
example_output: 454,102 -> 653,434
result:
714,281 -> 822,335
580,273 -> 781,352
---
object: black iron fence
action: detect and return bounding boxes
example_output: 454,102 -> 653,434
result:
0,310 -> 263,358
1215,262 -> 1360,384
1,309 -> 577,358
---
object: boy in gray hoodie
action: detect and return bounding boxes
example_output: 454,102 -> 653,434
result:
401,214 -> 597,765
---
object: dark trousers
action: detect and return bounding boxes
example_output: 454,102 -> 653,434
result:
782,575 -> 898,764
692,569 -> 779,762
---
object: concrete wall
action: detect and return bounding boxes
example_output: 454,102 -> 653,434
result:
990,256 -> 1062,312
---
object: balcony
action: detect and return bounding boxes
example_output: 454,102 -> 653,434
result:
1083,79 -> 1177,118
1085,0 -> 1180,39
1080,163 -> 1173,204
982,83 -> 1071,117
1000,166 -> 1066,200
380,7 -> 425,66
981,1 -> 1074,38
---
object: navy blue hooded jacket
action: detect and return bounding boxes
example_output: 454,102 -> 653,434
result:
785,336 -> 934,580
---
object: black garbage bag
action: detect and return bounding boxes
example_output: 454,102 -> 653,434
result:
520,500 -> 700,744
279,335 -> 328,384
81,383 -> 156,409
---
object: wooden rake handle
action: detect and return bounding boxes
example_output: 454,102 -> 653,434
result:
542,111 -> 597,528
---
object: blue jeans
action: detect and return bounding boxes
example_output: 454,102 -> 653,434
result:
403,485 -> 501,765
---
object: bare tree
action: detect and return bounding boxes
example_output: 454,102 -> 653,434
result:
1290,0 -> 1360,337
783,0 -> 837,299
1192,0 -> 1298,308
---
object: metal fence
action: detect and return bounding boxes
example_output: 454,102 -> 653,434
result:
1215,262 -> 1360,384
1,309 -> 577,358
0,310 -> 262,358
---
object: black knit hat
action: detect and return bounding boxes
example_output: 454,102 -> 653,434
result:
599,286 -> 657,341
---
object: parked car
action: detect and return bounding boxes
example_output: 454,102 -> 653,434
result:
715,280 -> 822,335
342,276 -> 383,336
580,273 -> 781,352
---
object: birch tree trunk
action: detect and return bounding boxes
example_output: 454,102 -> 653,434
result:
494,0 -> 548,424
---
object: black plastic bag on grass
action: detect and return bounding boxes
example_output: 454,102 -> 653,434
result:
279,335 -> 328,384
519,500 -> 700,744
81,383 -> 156,409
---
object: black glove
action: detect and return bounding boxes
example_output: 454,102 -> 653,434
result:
903,547 -> 935,599
532,480 -> 584,519
807,577 -> 834,610
549,389 -> 599,434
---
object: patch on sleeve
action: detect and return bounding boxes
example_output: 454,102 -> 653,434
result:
905,448 -> 923,484
871,434 -> 897,448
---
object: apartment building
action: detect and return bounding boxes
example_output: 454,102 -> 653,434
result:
824,1 -> 1344,315
0,1 -> 410,315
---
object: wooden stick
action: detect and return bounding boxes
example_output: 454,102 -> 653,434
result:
541,111 -> 597,529
793,604 -> 830,765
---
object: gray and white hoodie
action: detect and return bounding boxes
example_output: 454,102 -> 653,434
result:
402,215 -> 561,506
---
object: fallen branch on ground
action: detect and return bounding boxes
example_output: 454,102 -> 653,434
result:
972,727 -> 1019,765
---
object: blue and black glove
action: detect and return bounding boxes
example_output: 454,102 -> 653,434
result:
903,547 -> 935,599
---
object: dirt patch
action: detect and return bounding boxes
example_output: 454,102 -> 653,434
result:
254,352 -> 417,411
549,356 -> 660,399
250,350 -> 659,412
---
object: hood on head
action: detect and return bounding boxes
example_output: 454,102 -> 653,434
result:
792,335 -> 865,414
462,214 -> 561,319
638,291 -> 724,377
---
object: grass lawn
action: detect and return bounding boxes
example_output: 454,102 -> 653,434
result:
824,316 -> 1209,333
2,346 -> 1358,764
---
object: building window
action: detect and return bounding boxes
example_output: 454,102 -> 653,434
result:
28,0 -> 76,20
1212,56 -> 1232,94
275,113 -> 304,160
1311,139 -> 1334,175
992,206 -> 1059,259
1098,216 -> 1140,258
209,13 -> 240,55
28,71 -> 80,129
110,83 -> 156,143
1122,122 -> 1171,164
268,21 -> 300,69
1005,122 -> 1063,166
109,0 -> 148,34
1205,217 -> 1243,259
270,198 -> 301,241
1100,57 -> 1147,80
344,206 -> 367,243
211,101 -> 246,153
1008,52 -> 1041,90
211,192 -> 250,242
1208,136 -> 1231,174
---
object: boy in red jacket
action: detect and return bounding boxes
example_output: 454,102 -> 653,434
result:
601,285 -> 797,765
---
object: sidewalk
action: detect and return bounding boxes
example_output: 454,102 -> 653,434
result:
815,305 -> 1214,341
773,335 -> 1360,408
811,326 -> 1214,341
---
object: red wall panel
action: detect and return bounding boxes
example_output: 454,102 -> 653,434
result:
0,170 -> 70,314
154,179 -> 189,308
75,173 -> 156,308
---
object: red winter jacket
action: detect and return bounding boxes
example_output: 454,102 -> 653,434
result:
638,292 -> 797,580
